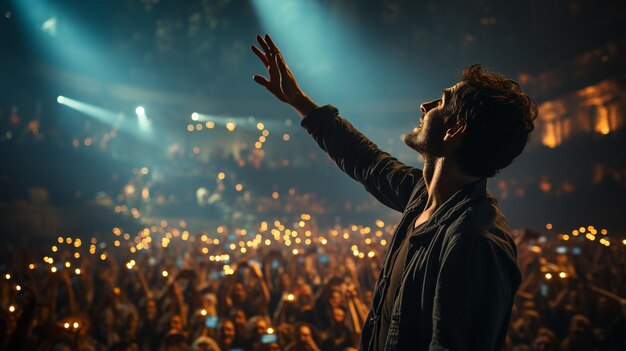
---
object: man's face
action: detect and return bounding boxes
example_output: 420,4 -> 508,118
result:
296,325 -> 312,344
170,315 -> 183,331
221,321 -> 235,341
404,83 -> 460,157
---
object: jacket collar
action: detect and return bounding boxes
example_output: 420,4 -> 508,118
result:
407,178 -> 488,237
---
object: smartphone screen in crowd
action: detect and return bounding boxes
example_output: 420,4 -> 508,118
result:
261,333 -> 278,344
205,316 -> 218,329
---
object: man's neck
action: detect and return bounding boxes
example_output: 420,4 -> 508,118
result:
421,155 -> 481,214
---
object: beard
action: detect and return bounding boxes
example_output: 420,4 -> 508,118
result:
404,117 -> 446,157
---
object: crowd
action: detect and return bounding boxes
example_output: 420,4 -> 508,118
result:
0,219 -> 624,351
2,93 -> 625,351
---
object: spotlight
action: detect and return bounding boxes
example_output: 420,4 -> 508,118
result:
191,112 -> 199,121
135,106 -> 145,115
57,95 -> 65,104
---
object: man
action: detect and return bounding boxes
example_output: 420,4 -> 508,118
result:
285,323 -> 321,351
251,34 -> 536,350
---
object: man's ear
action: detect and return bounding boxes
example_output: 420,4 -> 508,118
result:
444,122 -> 467,143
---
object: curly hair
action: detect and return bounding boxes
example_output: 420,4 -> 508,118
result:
443,65 -> 538,178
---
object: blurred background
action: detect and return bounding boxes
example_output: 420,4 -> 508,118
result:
1,0 -> 625,240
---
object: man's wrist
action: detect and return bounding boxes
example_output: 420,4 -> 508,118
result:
291,94 -> 318,118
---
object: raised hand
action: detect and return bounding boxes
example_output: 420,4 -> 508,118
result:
251,34 -> 318,117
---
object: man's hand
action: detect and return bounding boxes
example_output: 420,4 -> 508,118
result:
251,34 -> 318,117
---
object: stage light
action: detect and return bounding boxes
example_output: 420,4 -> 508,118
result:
135,106 -> 145,115
191,112 -> 199,121
57,95 -> 65,104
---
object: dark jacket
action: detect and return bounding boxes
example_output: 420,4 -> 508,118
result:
301,105 -> 522,351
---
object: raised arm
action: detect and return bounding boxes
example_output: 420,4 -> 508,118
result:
251,34 -> 422,211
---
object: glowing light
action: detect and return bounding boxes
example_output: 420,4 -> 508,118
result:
282,133 -> 290,141
51,266 -> 57,273
28,264 -> 35,270
256,122 -> 265,130
64,322 -> 70,329
162,270 -> 168,277
9,305 -> 15,313
75,268 -> 81,275
16,285 -> 21,291
135,106 -> 145,115
191,112 -> 200,121
5,273 -> 10,280
217,172 -> 225,180
558,272 -> 567,279
545,273 -> 552,280
73,322 -> 79,328
57,96 -> 65,104
226,122 -> 236,131
201,309 -> 207,316
267,327 -> 274,334
545,223 -> 553,230
286,294 -> 295,301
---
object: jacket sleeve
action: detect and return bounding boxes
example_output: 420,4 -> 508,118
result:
429,235 -> 515,351
301,105 -> 422,212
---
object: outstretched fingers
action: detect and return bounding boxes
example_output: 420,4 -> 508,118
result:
256,34 -> 271,55
251,45 -> 269,67
253,75 -> 270,88
264,34 -> 280,54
